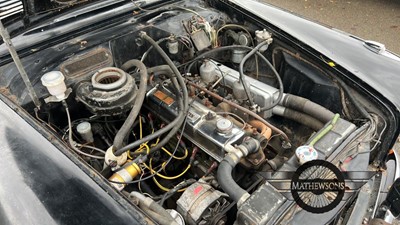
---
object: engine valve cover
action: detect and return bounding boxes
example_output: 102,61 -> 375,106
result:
146,85 -> 245,162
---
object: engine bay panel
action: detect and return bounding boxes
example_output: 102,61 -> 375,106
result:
0,1 -> 393,224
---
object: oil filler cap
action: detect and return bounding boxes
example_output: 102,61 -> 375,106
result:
216,118 -> 233,135
295,145 -> 318,165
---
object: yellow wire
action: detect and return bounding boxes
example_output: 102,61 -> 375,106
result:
145,158 -> 191,180
139,116 -> 143,139
147,159 -> 188,192
129,117 -> 152,159
139,162 -> 171,192
152,175 -> 171,192
151,173 -> 186,192
143,128 -> 154,147
143,144 -> 150,154
132,144 -> 150,155
129,116 -> 190,192
161,147 -> 188,160
151,135 -> 160,147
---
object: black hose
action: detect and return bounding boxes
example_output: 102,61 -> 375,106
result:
110,101 -> 191,185
140,32 -> 189,154
217,138 -> 259,204
115,78 -> 183,156
147,65 -> 173,75
139,32 -> 188,112
159,178 -> 197,206
217,156 -> 248,203
186,45 -> 284,111
239,40 -> 281,110
113,60 -> 148,150
114,32 -> 189,156
281,107 -> 325,131
129,65 -> 184,158
281,94 -> 335,123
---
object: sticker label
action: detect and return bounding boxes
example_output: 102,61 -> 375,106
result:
154,90 -> 175,106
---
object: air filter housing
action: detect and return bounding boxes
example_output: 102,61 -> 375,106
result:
76,67 -> 137,115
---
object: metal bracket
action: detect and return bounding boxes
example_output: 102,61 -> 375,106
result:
364,40 -> 386,54
44,88 -> 72,103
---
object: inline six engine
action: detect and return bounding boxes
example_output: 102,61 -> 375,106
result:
0,1 -> 391,224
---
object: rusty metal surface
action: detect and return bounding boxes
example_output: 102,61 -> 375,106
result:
369,218 -> 392,225
60,47 -> 113,80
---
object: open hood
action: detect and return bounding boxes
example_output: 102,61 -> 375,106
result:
0,0 -> 134,37
0,1 -> 399,224
227,0 -> 400,110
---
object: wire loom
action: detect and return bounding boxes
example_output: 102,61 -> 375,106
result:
130,116 -> 192,192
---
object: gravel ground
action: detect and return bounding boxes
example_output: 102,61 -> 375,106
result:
261,0 -> 400,54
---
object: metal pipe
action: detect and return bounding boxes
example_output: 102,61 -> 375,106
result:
130,192 -> 178,225
0,21 -> 41,109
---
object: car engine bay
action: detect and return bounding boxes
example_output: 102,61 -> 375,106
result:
0,0 -> 396,224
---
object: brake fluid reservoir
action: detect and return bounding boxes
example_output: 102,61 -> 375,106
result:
41,71 -> 67,100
